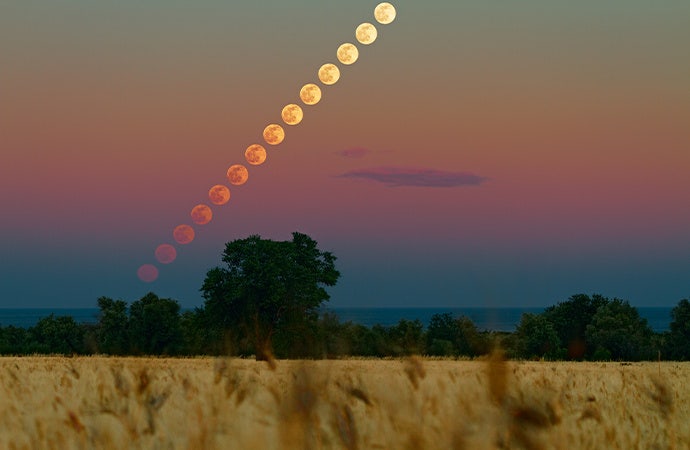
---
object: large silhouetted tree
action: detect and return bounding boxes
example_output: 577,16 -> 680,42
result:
200,232 -> 340,360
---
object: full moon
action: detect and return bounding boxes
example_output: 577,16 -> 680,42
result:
155,244 -> 177,264
245,144 -> 267,165
356,23 -> 378,45
281,104 -> 304,126
173,224 -> 195,245
208,184 -> 230,205
263,124 -> 285,145
374,2 -> 396,24
137,264 -> 159,283
318,63 -> 341,85
337,43 -> 359,65
227,164 -> 249,185
190,204 -> 213,225
300,83 -> 322,105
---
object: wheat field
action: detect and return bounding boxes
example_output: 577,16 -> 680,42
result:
0,355 -> 688,449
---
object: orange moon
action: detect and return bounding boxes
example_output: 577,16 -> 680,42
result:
263,124 -> 285,145
245,144 -> 267,165
281,104 -> 304,126
173,224 -> 195,245
318,63 -> 340,85
155,244 -> 177,264
300,83 -> 322,105
356,23 -> 378,45
137,264 -> 159,283
208,184 -> 231,205
190,204 -> 213,225
374,2 -> 396,24
227,164 -> 249,185
337,43 -> 359,65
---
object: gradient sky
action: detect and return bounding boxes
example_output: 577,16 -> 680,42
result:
2,0 -> 689,309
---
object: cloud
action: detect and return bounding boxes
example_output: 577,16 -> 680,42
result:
335,147 -> 372,158
338,166 -> 489,188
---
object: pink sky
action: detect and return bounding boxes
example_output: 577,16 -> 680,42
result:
1,0 -> 689,308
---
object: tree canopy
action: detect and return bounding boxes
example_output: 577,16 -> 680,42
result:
200,232 -> 340,360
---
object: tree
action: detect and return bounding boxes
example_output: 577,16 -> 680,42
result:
513,313 -> 562,360
96,296 -> 129,355
585,299 -> 654,361
667,298 -> 690,359
200,232 -> 340,360
128,292 -> 183,355
388,319 -> 425,355
426,313 -> 486,357
542,293 -> 609,359
30,315 -> 85,354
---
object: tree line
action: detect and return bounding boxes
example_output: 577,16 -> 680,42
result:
1,233 -> 688,361
2,293 -> 689,361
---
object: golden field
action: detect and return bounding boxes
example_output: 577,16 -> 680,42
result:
0,356 -> 688,449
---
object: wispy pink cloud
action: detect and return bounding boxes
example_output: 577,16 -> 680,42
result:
338,166 -> 489,188
335,147 -> 372,158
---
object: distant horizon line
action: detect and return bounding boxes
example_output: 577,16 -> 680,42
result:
0,305 -> 675,310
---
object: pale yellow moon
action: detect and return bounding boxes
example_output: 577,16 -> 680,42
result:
208,184 -> 231,205
281,104 -> 304,126
374,2 -> 396,25
300,83 -> 322,105
173,224 -> 195,245
337,43 -> 359,65
190,204 -> 213,225
356,22 -> 378,45
227,164 -> 249,185
318,63 -> 341,85
263,124 -> 285,145
155,244 -> 177,264
245,144 -> 267,165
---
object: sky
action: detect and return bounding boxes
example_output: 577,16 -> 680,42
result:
1,0 -> 689,309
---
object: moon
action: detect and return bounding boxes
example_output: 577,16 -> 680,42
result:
337,43 -> 359,65
190,204 -> 213,225
227,164 -> 249,185
245,144 -> 267,165
137,264 -> 159,283
374,2 -> 396,25
155,244 -> 177,264
208,184 -> 230,205
318,63 -> 341,85
263,124 -> 285,145
173,224 -> 195,245
356,23 -> 378,45
300,83 -> 322,105
281,104 -> 304,126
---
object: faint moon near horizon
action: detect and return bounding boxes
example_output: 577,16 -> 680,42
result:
374,2 -> 396,25
281,104 -> 304,126
137,264 -> 159,283
190,204 -> 213,225
245,144 -> 267,165
318,63 -> 341,85
173,224 -> 195,245
155,244 -> 177,264
300,84 -> 322,105
263,124 -> 285,145
356,23 -> 378,45
337,43 -> 359,65
208,184 -> 230,205
227,164 -> 249,185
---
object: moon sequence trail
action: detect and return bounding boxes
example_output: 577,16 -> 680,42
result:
137,2 -> 397,283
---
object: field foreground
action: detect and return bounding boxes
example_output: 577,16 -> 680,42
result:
1,356 -> 688,449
